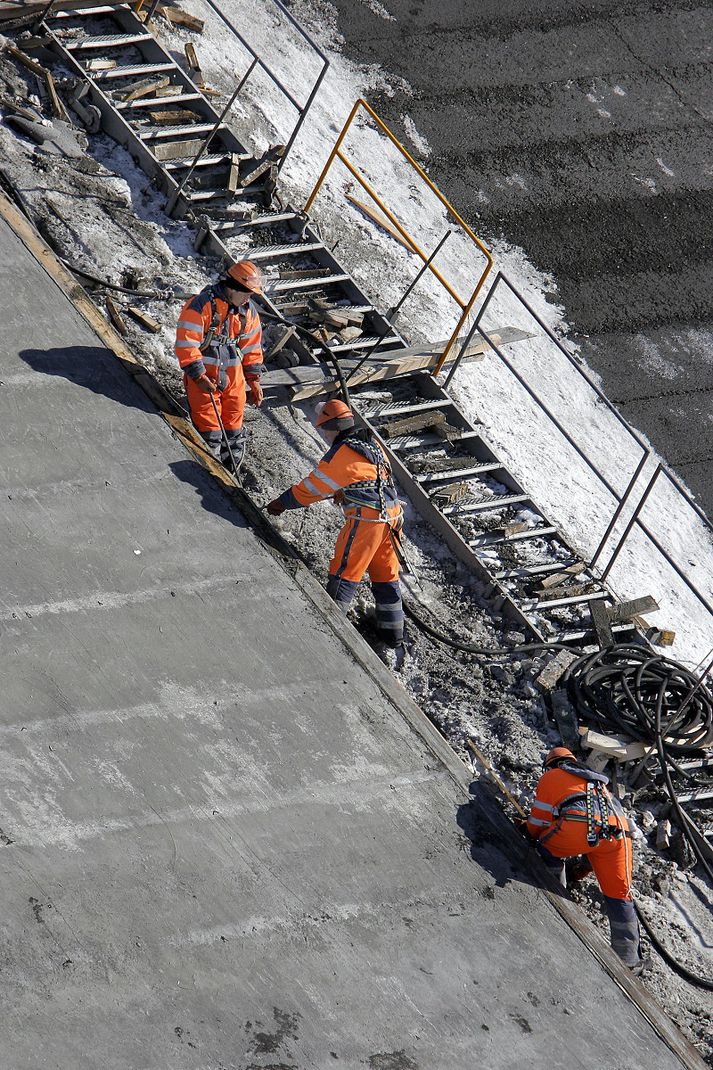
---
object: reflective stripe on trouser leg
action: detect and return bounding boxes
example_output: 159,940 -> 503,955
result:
326,575 -> 359,613
604,896 -> 641,966
536,843 -> 567,889
371,580 -> 404,644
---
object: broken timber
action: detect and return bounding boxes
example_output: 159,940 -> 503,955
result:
346,193 -> 416,253
261,332 -> 512,402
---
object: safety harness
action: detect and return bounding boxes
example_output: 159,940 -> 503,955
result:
336,430 -> 400,522
199,290 -> 247,391
539,764 -> 631,848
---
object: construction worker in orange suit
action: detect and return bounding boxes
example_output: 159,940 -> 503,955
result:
175,259 -> 264,469
265,399 -> 405,647
524,746 -> 642,969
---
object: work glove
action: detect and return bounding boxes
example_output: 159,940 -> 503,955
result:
266,498 -> 285,516
248,379 -> 264,406
194,374 -> 216,394
514,817 -> 537,843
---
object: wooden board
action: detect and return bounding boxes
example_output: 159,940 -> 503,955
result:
346,193 -> 416,252
261,332 -> 512,401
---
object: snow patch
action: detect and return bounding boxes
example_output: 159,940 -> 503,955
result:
402,113 -> 431,157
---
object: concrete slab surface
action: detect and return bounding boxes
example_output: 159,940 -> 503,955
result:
0,214 -> 696,1068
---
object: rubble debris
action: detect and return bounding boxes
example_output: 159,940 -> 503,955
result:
431,481 -> 470,506
656,818 -> 671,850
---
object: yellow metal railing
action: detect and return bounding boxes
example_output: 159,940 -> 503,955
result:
304,98 -> 494,376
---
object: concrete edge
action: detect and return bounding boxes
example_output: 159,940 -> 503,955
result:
0,188 -> 705,1070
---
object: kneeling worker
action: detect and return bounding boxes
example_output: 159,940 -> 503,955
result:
175,260 -> 265,468
266,399 -> 405,647
525,746 -> 642,969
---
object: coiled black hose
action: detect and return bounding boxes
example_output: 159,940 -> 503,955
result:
563,646 -> 713,888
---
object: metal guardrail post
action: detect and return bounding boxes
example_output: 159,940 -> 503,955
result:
344,231 -> 450,388
590,448 -> 651,571
198,0 -> 329,175
442,268 -> 501,389
164,63 -> 257,217
304,98 -> 494,373
600,464 -> 662,583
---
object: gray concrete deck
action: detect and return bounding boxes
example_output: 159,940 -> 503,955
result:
0,213 -> 695,1069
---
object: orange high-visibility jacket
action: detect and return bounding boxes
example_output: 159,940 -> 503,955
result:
277,430 -> 399,516
174,285 -> 263,383
526,764 -> 618,840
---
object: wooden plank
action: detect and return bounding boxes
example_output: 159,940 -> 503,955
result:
184,42 -> 201,75
44,70 -> 69,120
157,3 -> 204,32
147,108 -> 197,125
119,75 -> 170,103
535,649 -> 578,692
86,58 -> 117,71
346,193 -> 416,252
126,305 -> 161,333
538,581 -> 597,603
380,410 -> 447,439
606,595 -> 659,623
261,335 -> 502,401
536,562 -> 585,591
105,296 -> 127,336
590,598 -> 614,648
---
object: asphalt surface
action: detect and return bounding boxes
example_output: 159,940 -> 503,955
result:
324,0 -> 713,515
0,210 -> 701,1068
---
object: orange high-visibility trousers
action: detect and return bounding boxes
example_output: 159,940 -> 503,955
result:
541,815 -> 634,900
329,506 -> 401,584
184,365 -> 247,434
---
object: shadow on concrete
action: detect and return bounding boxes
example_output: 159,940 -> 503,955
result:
169,458 -> 249,529
456,780 -> 563,896
19,346 -> 157,413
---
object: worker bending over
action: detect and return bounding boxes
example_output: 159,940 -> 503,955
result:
175,260 -> 264,468
526,746 -> 642,969
266,399 -> 405,648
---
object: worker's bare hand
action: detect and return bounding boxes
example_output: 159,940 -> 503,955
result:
248,380 -> 264,407
195,374 -> 216,394
266,498 -> 285,516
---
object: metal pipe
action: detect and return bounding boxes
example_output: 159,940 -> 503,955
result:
145,0 -> 161,22
600,464 -> 661,583
590,448 -> 651,570
344,232 -> 450,388
165,63 -> 257,217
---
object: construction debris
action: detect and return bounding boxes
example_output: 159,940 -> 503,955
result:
156,4 -> 204,33
346,192 -> 415,252
580,728 -> 653,763
536,562 -> 585,591
126,305 -> 160,333
184,41 -> 201,75
535,648 -> 578,692
119,74 -> 170,103
607,595 -> 659,623
105,295 -> 127,336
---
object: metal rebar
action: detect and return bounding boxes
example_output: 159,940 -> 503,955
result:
590,448 -> 651,570
165,63 -> 256,217
600,464 -> 661,583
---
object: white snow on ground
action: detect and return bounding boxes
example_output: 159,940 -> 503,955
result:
171,0 -> 713,670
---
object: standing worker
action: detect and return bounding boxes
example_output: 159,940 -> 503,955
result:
524,746 -> 642,969
266,399 -> 405,648
175,260 -> 265,468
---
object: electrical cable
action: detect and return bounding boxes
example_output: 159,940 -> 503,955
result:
563,647 -> 713,886
402,595 -> 572,657
256,301 -> 351,406
58,257 -> 180,300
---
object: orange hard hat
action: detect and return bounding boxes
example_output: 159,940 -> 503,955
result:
544,746 -> 575,769
224,259 -> 263,294
314,398 -> 354,431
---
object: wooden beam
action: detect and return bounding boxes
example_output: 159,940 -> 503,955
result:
261,334 -> 503,401
156,4 -> 204,32
590,598 -> 614,648
346,193 -> 416,252
606,595 -> 659,623
126,306 -> 161,333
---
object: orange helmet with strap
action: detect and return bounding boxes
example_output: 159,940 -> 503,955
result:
224,259 -> 264,294
543,746 -> 576,769
314,398 -> 354,432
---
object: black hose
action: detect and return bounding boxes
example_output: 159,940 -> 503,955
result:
402,596 -> 572,657
256,301 -> 351,407
635,902 -> 713,990
564,647 -> 713,884
59,258 -> 176,299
